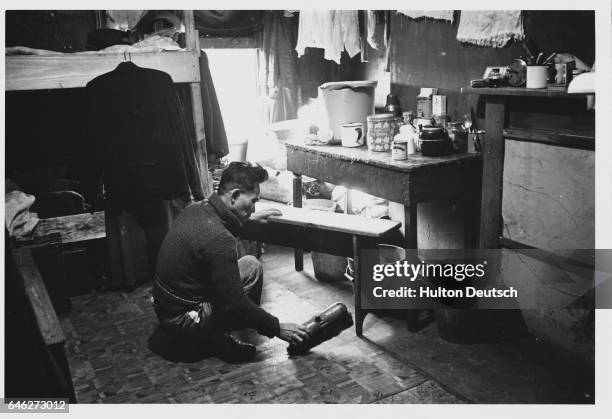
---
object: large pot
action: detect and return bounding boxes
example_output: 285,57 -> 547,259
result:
319,81 -> 377,141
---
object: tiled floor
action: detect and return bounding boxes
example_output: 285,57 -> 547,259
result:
59,247 -> 465,404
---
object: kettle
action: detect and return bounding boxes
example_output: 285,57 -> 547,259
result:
419,125 -> 452,157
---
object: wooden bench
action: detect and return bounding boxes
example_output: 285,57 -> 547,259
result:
11,246 -> 77,401
242,201 -> 401,336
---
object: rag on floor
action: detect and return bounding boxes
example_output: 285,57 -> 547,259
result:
295,10 -> 361,64
457,10 -> 525,48
397,10 -> 455,23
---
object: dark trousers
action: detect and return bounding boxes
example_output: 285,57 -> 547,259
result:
148,256 -> 263,361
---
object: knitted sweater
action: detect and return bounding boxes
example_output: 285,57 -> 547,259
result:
154,193 -> 280,338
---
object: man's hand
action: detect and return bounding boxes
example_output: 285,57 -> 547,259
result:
277,322 -> 310,345
249,208 -> 282,224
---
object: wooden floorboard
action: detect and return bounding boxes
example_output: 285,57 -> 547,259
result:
60,246 -> 458,404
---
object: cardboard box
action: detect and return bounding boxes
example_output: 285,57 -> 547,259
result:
433,95 -> 447,115
416,88 -> 438,119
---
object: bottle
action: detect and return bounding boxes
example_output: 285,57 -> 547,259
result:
399,123 -> 417,155
487,68 -> 504,87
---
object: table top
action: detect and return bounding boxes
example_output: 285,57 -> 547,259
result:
30,211 -> 106,244
285,140 -> 481,173
461,86 -> 588,98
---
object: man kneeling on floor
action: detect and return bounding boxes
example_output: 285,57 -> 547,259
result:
148,162 -> 309,363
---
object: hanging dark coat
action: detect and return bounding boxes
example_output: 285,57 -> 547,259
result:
198,51 -> 229,159
83,61 -> 204,214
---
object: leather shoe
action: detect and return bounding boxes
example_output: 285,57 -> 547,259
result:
204,333 -> 256,364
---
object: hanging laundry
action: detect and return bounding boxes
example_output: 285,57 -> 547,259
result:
397,10 -> 455,23
337,10 -> 361,59
295,10 -> 361,64
457,10 -> 525,48
199,51 -> 230,159
260,11 -> 300,123
367,10 -> 379,50
296,10 -> 336,63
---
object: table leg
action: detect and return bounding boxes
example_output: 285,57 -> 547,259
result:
352,235 -> 365,337
292,173 -> 303,271
480,96 -> 507,249
404,201 -> 418,249
403,201 -> 421,331
464,167 -> 483,249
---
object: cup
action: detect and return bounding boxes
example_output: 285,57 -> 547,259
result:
526,66 -> 548,89
341,123 -> 364,147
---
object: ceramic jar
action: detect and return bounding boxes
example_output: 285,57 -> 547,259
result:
366,113 -> 396,152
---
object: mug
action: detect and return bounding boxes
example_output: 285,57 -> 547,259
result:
341,123 -> 364,147
526,66 -> 548,89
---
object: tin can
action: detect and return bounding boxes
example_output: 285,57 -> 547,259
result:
366,113 -> 395,152
392,135 -> 408,160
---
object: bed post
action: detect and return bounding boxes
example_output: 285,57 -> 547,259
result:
184,10 -> 212,197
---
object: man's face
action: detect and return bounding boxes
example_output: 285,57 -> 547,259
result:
230,186 -> 260,222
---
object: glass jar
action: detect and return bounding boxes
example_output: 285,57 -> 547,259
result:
447,122 -> 468,153
487,68 -> 504,87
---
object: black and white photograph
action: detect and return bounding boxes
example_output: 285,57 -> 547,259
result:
2,2 -> 611,415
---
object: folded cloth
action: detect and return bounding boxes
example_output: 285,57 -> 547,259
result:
397,10 -> 455,23
99,35 -> 181,53
5,191 -> 39,239
457,10 -> 524,48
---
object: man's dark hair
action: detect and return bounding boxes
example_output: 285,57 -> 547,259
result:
217,162 -> 268,195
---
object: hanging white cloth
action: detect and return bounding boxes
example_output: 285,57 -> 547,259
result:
397,10 -> 455,23
456,10 -> 525,48
337,10 -> 361,59
366,10 -> 379,50
295,10 -> 337,63
295,10 -> 361,64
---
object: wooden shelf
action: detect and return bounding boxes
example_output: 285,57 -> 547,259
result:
504,127 -> 595,150
6,50 -> 201,91
461,86 -> 589,98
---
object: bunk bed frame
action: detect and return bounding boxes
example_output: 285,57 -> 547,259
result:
5,11 -> 210,400
5,10 -> 211,195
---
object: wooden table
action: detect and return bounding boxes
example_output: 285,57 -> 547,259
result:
286,140 -> 482,252
284,141 -> 483,334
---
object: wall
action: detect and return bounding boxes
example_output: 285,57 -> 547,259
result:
361,11 -> 595,125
